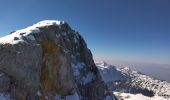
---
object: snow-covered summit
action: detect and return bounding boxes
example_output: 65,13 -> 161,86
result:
34,20 -> 65,26
95,61 -> 128,82
0,21 -> 114,100
0,20 -> 65,44
95,61 -> 111,69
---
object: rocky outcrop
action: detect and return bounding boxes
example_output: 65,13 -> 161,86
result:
0,20 -> 113,100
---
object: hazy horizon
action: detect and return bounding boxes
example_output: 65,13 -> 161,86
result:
94,57 -> 170,67
94,57 -> 170,82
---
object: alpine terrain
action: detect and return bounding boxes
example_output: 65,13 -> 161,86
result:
0,20 -> 113,100
96,61 -> 170,100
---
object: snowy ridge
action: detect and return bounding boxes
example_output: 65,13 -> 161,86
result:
95,61 -> 170,100
95,61 -> 128,82
114,92 -> 166,100
0,20 -> 65,44
120,67 -> 170,99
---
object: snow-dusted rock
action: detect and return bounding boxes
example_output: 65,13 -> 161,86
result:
120,67 -> 170,99
96,61 -> 128,82
96,62 -> 170,99
114,92 -> 166,100
0,20 -> 113,100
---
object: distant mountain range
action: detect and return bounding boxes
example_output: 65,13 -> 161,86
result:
96,61 -> 170,100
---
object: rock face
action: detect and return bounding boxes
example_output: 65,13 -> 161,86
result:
0,20 -> 113,100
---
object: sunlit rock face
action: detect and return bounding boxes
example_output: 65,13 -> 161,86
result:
0,20 -> 113,100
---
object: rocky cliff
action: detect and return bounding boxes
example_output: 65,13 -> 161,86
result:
0,20 -> 113,100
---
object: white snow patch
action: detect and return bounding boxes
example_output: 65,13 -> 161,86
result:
56,34 -> 60,38
0,20 -> 64,44
35,20 -> 63,27
36,91 -> 42,97
95,61 -> 110,70
0,33 -> 23,44
114,92 -> 167,100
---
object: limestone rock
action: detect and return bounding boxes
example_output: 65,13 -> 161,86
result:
0,72 -> 10,92
0,20 -> 113,100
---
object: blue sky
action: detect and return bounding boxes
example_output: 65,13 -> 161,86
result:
0,0 -> 170,65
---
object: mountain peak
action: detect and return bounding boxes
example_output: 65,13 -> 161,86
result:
0,20 -> 113,100
35,20 -> 65,26
0,20 -> 70,45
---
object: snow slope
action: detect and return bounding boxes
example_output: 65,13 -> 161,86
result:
0,20 -> 64,44
96,61 -> 170,100
114,92 -> 166,100
95,61 -> 128,82
120,67 -> 170,99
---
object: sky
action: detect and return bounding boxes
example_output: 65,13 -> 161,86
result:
0,0 -> 170,65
